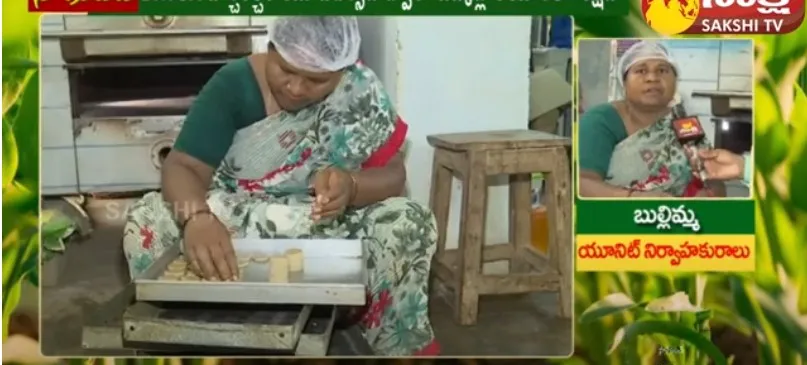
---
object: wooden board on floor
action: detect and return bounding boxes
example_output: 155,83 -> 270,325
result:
82,284 -> 134,353
122,302 -> 312,351
295,305 -> 337,356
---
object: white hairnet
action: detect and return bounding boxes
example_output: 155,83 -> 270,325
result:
269,16 -> 361,73
617,41 -> 679,86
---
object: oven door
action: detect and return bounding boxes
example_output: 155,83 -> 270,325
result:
68,57 -> 231,193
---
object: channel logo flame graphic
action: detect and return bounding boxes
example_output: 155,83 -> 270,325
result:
682,121 -> 694,130
643,0 -> 701,35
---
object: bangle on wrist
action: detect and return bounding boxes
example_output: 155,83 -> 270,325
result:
348,172 -> 359,205
180,208 -> 212,232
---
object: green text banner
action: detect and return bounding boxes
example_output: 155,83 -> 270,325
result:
576,199 -> 755,235
125,0 -> 628,16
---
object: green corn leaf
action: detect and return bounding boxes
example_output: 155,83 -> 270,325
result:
2,118 -> 18,189
620,320 -> 728,365
11,70 -> 39,189
730,277 -> 779,365
580,292 -> 640,324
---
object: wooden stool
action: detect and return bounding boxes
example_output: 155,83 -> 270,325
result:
427,130 -> 572,325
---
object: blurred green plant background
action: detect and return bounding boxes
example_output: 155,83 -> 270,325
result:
3,0 -> 42,349
2,2 -> 806,365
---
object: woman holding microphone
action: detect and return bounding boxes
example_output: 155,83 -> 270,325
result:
696,149 -> 752,184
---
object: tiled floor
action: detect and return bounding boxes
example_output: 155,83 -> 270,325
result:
39,199 -> 572,357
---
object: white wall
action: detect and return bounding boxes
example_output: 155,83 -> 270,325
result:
576,40 -> 611,112
357,17 -> 399,105
395,17 -> 532,249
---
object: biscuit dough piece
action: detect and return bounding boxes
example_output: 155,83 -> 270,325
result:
237,258 -> 250,269
182,273 -> 201,281
167,260 -> 187,273
284,248 -> 304,272
167,265 -> 186,273
252,255 -> 270,264
269,256 -> 289,283
159,271 -> 182,281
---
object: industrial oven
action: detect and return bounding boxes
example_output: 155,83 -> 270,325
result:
40,15 -> 272,196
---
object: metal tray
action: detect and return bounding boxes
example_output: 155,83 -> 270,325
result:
134,238 -> 368,306
123,302 -> 312,351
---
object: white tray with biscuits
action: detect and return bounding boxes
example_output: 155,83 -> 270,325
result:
133,238 -> 368,306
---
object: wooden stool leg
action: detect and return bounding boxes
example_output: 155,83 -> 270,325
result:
509,173 -> 533,273
429,153 -> 453,261
545,147 -> 572,318
455,154 -> 487,325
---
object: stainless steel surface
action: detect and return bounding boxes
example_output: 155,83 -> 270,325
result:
44,27 -> 267,39
64,57 -> 239,69
49,16 -> 264,60
142,16 -> 176,29
74,116 -> 184,136
123,302 -> 312,351
691,90 -> 753,98
67,57 -> 225,118
692,90 -> 753,116
728,98 -> 753,111
53,16 -> 233,194
62,15 -> 251,32
71,117 -> 181,193
77,99 -> 195,118
58,35 -> 255,61
135,239 -> 369,306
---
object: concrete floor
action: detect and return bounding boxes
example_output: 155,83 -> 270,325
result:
40,198 -> 571,357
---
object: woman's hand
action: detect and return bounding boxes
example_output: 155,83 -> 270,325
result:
183,213 -> 238,281
311,167 -> 356,221
697,148 -> 745,180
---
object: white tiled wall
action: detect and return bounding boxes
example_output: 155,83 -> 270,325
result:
40,15 -> 80,195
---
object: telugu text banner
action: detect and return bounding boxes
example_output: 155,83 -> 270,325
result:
122,0 -> 629,17
575,234 -> 756,272
576,200 -> 755,235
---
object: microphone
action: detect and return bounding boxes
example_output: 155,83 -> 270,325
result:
671,116 -> 709,183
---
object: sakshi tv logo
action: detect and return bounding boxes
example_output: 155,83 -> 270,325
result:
641,0 -> 805,34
